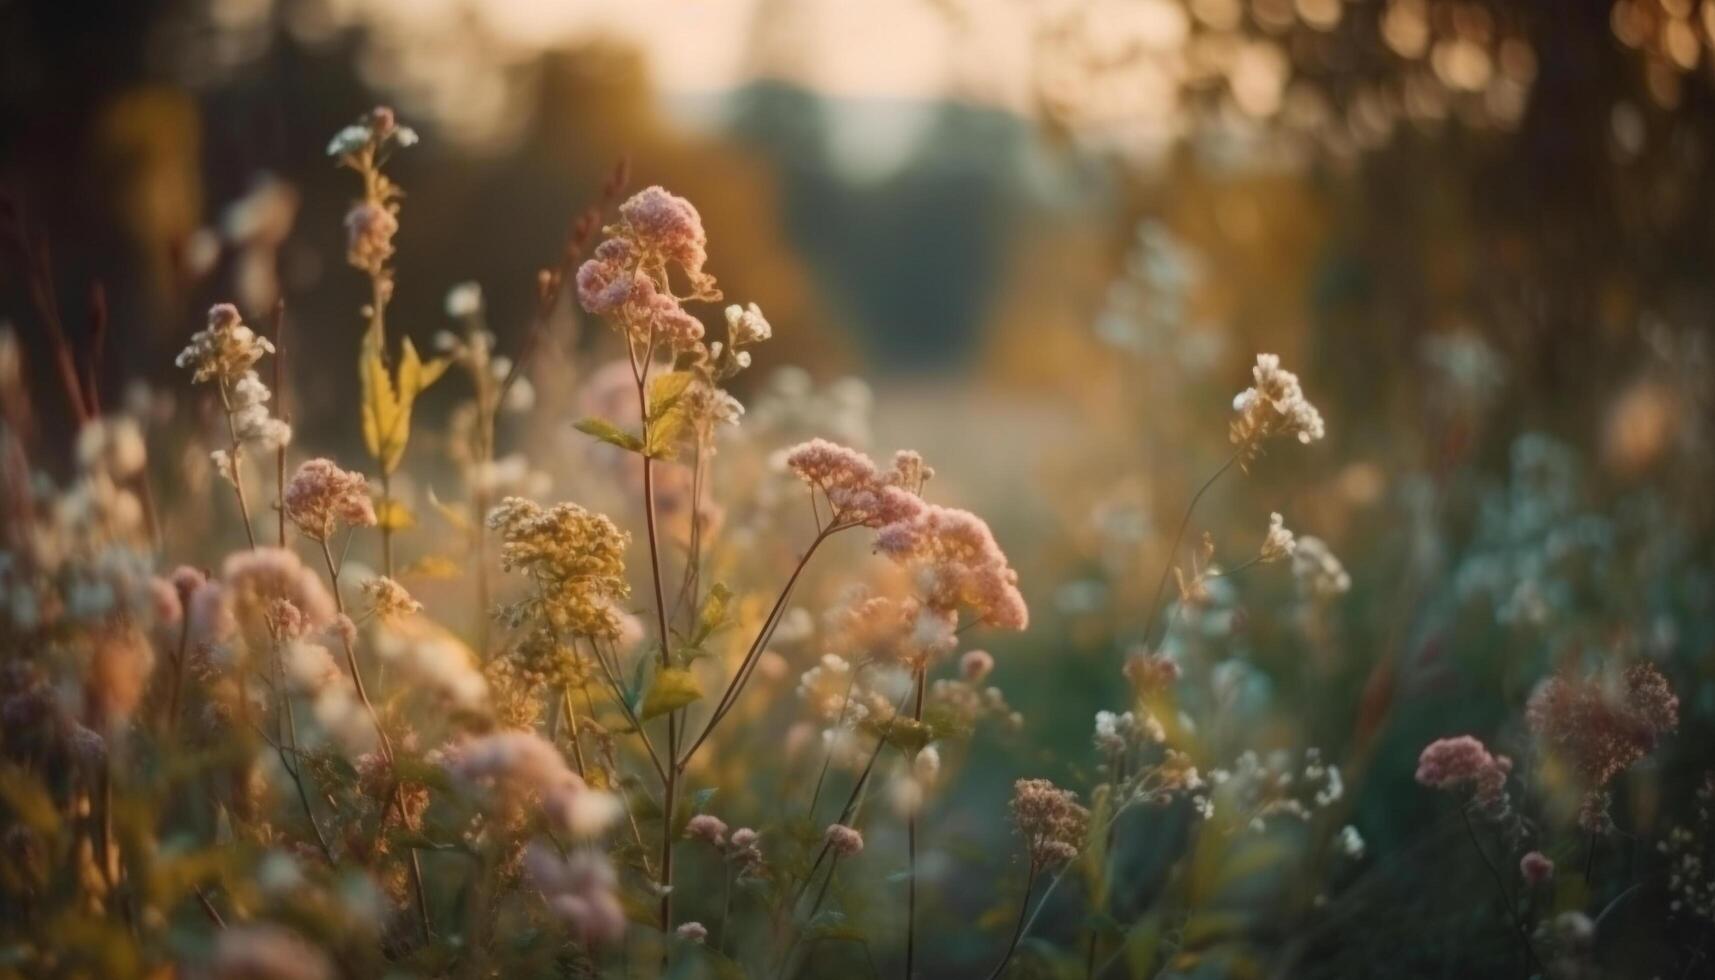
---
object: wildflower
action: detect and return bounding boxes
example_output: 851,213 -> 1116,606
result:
1259,512 -> 1296,563
361,576 -> 420,620
75,417 -> 147,479
725,302 -> 772,347
210,923 -> 334,980
575,240 -> 637,315
1521,851 -> 1554,885
445,281 -> 483,318
1094,710 -> 1133,753
614,185 -> 717,298
1010,778 -> 1090,869
176,303 -> 274,385
1124,648 -> 1182,696
445,731 -> 619,839
326,105 -> 417,158
1415,735 -> 1512,811
782,439 -> 928,528
874,503 -> 1028,631
488,496 -> 630,640
727,827 -> 765,876
1337,825 -> 1366,858
523,842 -> 626,945
344,202 -> 398,274
1291,536 -> 1351,597
685,813 -> 729,846
824,823 -> 865,857
960,649 -> 995,682
1230,353 -> 1325,459
371,619 -> 488,714
676,922 -> 709,943
1526,661 -> 1678,805
220,548 -> 337,649
284,459 -> 377,541
914,745 -> 942,785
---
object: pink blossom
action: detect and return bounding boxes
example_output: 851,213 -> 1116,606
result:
1520,851 -> 1554,886
685,813 -> 728,846
617,186 -> 712,290
960,649 -> 995,682
284,458 -> 377,541
1415,735 -> 1512,808
874,504 -> 1028,631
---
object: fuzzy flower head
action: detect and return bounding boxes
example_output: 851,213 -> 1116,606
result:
874,503 -> 1028,632
613,185 -> 717,299
1230,353 -> 1325,461
361,576 -> 421,621
344,202 -> 398,274
576,187 -> 724,361
824,823 -> 865,857
1521,851 -> 1554,886
216,548 -> 338,654
1259,512 -> 1297,564
1291,536 -> 1351,598
176,303 -> 275,386
326,105 -> 418,158
685,813 -> 729,847
782,439 -> 930,529
446,731 -> 620,840
523,842 -> 626,945
284,458 -> 377,541
1415,735 -> 1513,812
488,496 -> 630,640
1010,778 -> 1089,869
1526,662 -> 1678,792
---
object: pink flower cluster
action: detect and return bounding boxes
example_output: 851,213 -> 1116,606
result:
284,458 -> 377,541
575,186 -> 719,356
205,548 -> 338,654
1414,735 -> 1512,809
783,439 -> 930,528
824,823 -> 865,857
1526,662 -> 1679,790
444,731 -> 619,840
522,842 -> 625,945
875,503 -> 1028,631
1520,850 -> 1554,886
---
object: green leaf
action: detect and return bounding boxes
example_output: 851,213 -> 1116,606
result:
360,333 -> 448,475
865,716 -> 932,754
646,370 -> 695,422
643,370 -> 696,459
639,667 -> 702,721
690,583 -> 733,647
574,417 -> 645,454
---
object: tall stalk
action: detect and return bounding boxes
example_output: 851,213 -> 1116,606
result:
905,663 -> 927,979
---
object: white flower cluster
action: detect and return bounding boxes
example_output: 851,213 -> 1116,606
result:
1259,511 -> 1297,564
1209,747 -> 1345,832
1230,353 -> 1326,455
1291,536 -> 1352,598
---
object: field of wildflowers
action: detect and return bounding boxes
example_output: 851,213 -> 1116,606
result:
4,2 -> 1715,978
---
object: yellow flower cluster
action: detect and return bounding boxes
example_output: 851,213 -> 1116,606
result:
487,496 -> 631,641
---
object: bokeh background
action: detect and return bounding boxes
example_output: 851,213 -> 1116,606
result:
5,0 -> 1715,975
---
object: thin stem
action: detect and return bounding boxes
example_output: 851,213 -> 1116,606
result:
217,382 -> 258,549
318,535 -> 431,940
273,299 -> 288,548
905,664 -> 926,980
680,527 -> 836,767
1460,807 -> 1545,975
1140,451 -> 1239,648
984,864 -> 1040,980
561,685 -> 588,778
